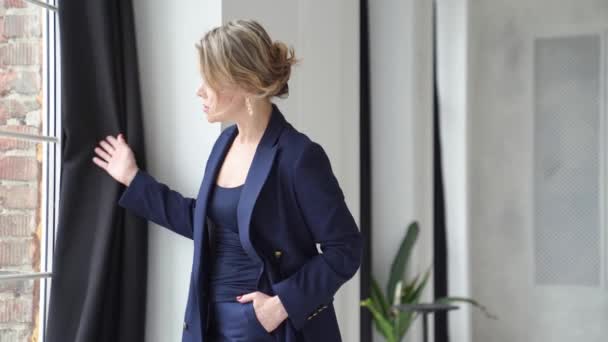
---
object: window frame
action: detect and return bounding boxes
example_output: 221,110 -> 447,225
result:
0,1 -> 60,341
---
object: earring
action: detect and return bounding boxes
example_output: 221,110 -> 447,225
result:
246,97 -> 254,116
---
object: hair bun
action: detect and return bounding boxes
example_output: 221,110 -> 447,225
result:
269,41 -> 298,98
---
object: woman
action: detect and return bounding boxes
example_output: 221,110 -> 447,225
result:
92,19 -> 362,342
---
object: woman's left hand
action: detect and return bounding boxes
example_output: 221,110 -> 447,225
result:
236,291 -> 288,332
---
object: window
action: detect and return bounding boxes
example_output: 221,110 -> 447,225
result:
0,0 -> 59,341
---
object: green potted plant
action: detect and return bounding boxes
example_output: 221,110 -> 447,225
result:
360,221 -> 496,342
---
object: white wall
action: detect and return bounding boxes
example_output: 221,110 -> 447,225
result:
369,0 -> 434,341
133,1 -> 361,341
132,0 -> 222,341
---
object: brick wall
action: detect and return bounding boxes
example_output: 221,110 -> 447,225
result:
0,0 -> 44,341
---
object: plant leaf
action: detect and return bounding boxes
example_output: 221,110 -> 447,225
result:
393,280 -> 403,306
361,298 -> 395,341
387,221 -> 419,302
396,310 -> 415,339
405,266 -> 431,303
401,273 -> 420,301
371,277 -> 389,317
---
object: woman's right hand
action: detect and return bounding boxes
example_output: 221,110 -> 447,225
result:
92,133 -> 139,186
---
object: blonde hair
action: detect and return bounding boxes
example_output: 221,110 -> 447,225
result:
195,19 -> 299,99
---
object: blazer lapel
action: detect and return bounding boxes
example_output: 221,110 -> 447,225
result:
194,127 -> 238,242
237,145 -> 278,264
192,125 -> 238,295
238,103 -> 286,264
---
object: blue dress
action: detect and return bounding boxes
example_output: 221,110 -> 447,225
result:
206,183 -> 277,342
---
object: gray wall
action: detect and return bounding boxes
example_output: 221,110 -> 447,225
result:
466,1 -> 608,341
439,0 -> 608,340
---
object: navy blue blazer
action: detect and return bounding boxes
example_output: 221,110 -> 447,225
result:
118,103 -> 363,342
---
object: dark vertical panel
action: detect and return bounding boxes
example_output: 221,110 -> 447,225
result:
433,1 -> 449,341
360,0 -> 372,341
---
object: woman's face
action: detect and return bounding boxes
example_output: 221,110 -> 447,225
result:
196,76 -> 243,123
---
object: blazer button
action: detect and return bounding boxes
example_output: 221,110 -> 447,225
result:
183,321 -> 188,330
274,250 -> 282,259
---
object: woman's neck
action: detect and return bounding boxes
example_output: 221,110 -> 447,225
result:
234,100 -> 272,145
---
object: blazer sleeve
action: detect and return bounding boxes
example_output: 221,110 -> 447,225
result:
271,141 -> 363,330
118,168 -> 196,240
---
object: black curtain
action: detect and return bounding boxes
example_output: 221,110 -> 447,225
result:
46,1 -> 147,341
432,1 -> 449,341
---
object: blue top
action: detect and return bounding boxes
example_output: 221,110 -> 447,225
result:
207,183 -> 262,302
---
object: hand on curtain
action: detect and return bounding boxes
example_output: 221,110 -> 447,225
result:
92,133 -> 140,186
